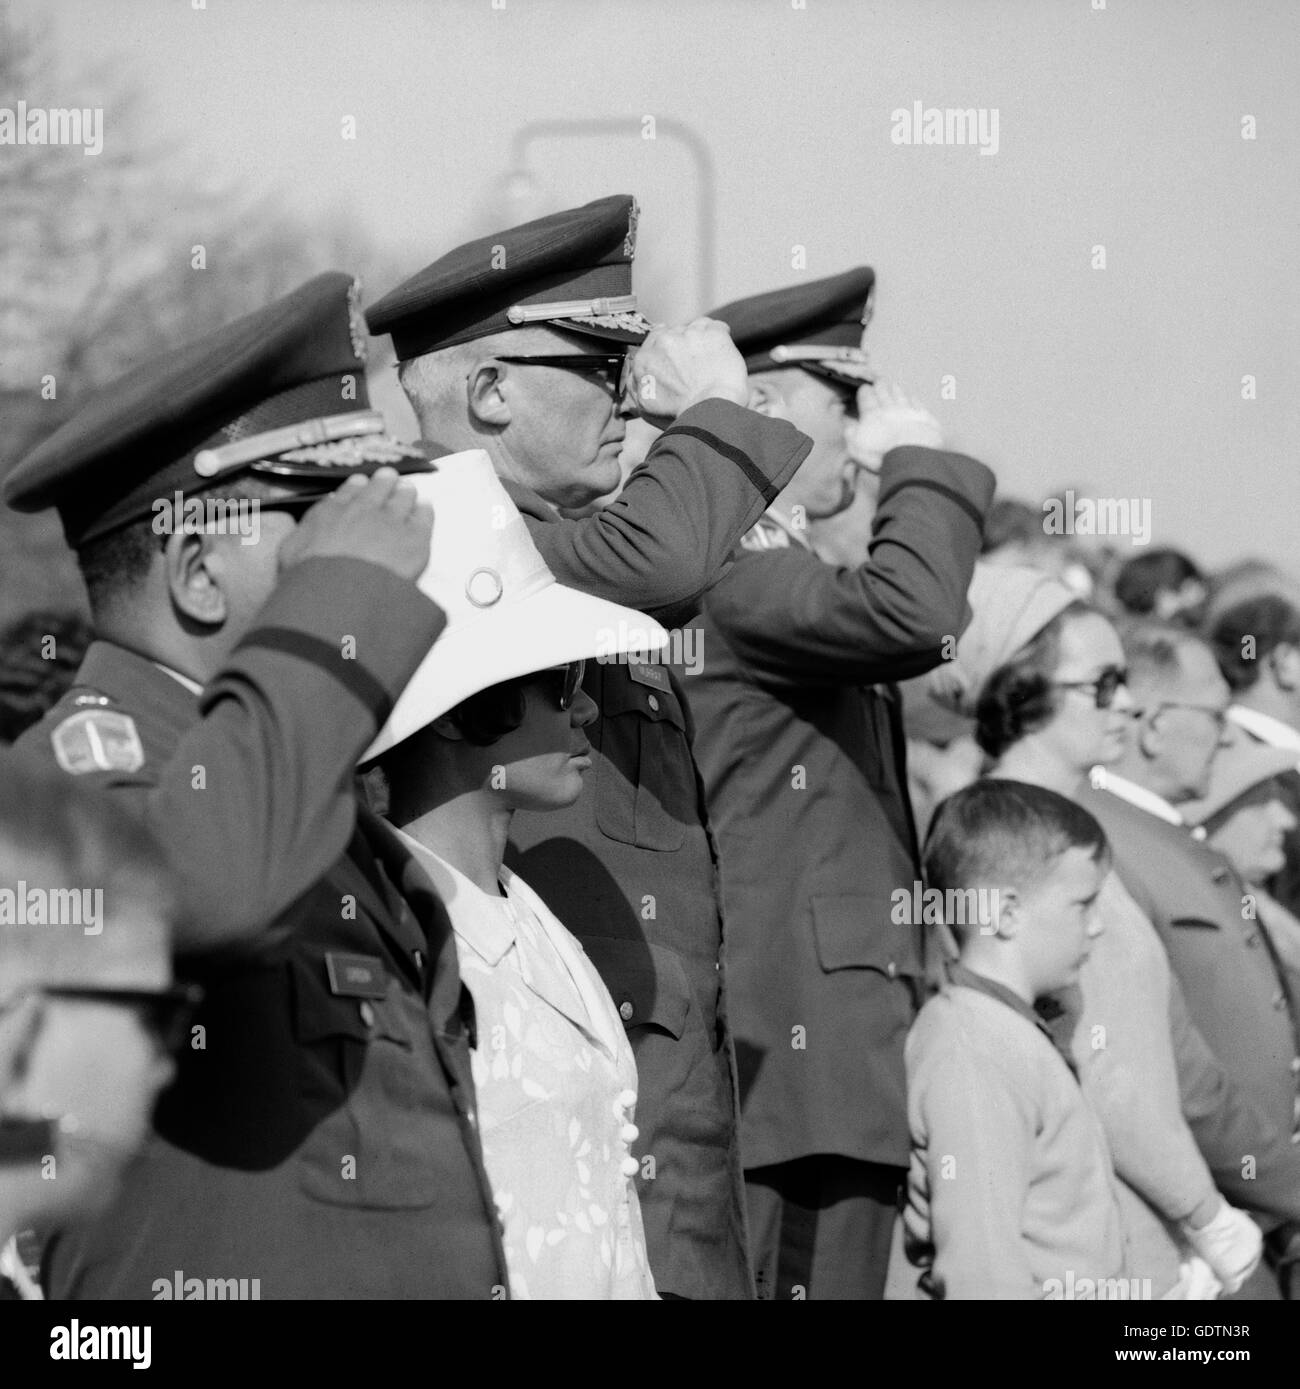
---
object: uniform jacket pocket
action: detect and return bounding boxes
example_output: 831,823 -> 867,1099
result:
593,668 -> 693,853
290,956 -> 446,1210
580,935 -> 693,1040
809,893 -> 921,980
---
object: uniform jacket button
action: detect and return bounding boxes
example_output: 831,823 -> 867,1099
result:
413,949 -> 424,970
359,1000 -> 376,1027
647,694 -> 660,712
619,999 -> 634,1022
886,961 -> 897,979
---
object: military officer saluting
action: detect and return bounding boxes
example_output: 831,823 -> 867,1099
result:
365,195 -> 812,1298
685,268 -> 996,1298
3,274 -> 507,1297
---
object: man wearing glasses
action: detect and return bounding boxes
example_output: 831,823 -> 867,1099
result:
1087,622 -> 1300,1296
3,274 -> 507,1298
0,754 -> 194,1288
366,195 -> 813,1299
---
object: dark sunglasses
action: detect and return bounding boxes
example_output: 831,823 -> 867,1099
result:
39,983 -> 203,1054
527,660 -> 586,711
1051,665 -> 1129,710
494,353 -> 630,398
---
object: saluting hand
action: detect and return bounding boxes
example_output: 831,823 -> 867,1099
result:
846,381 -> 945,472
624,318 -> 749,426
276,467 -> 433,582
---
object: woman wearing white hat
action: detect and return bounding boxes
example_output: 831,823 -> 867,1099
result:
361,452 -> 668,1299
925,565 -> 1262,1299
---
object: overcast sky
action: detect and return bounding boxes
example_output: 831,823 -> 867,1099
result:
24,0 -> 1300,571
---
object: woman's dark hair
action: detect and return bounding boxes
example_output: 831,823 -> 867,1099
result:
447,679 -> 530,746
973,601 -> 1092,758
361,674 -> 540,817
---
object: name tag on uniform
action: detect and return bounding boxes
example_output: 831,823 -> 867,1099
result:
325,952 -> 388,998
627,662 -> 671,693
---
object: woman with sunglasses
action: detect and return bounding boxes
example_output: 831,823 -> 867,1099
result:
360,453 -> 668,1299
926,565 -> 1262,1298
0,754 -> 198,1294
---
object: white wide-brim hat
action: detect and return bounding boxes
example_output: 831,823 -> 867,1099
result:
362,450 -> 668,761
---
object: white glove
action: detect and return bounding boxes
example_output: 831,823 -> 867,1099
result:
1180,1198 -> 1264,1294
1170,1256 -> 1222,1301
844,382 -> 944,472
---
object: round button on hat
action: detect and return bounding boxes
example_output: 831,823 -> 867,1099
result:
360,451 -> 669,762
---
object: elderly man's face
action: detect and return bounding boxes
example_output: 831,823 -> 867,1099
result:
494,331 -> 628,509
1136,643 -> 1233,803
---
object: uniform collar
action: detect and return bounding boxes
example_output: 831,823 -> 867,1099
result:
764,505 -> 815,551
73,641 -> 201,724
150,661 -> 204,696
1089,766 -> 1188,829
947,962 -> 1056,1043
1230,704 -> 1300,756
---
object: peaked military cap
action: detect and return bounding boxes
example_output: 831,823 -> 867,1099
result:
709,267 -> 876,387
3,272 -> 428,547
367,194 -> 652,362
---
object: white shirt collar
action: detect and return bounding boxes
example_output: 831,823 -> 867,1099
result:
1089,765 -> 1189,828
764,506 -> 816,552
150,662 -> 203,696
393,831 -> 516,966
1229,704 -> 1300,756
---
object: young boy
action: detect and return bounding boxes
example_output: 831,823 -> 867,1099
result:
902,778 -> 1128,1299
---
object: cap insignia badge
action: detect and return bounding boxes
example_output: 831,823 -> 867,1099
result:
346,278 -> 369,364
278,436 -> 425,467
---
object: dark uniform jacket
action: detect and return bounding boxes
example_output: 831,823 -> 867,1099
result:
1084,785 -> 1300,1229
16,558 -> 507,1298
504,399 -> 810,1299
686,445 -> 995,1172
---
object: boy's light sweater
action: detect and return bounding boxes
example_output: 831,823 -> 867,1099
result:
903,978 -> 1127,1299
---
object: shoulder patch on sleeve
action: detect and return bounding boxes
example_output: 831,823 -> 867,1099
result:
50,708 -> 145,775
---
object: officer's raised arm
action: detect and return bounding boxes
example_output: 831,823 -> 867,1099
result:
365,195 -> 812,627
702,379 -> 994,691
3,275 -> 445,948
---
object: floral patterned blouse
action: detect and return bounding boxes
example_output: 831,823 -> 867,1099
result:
399,833 -> 657,1300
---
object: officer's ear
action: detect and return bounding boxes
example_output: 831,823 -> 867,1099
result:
163,529 -> 228,628
747,378 -> 787,419
466,359 -> 511,428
